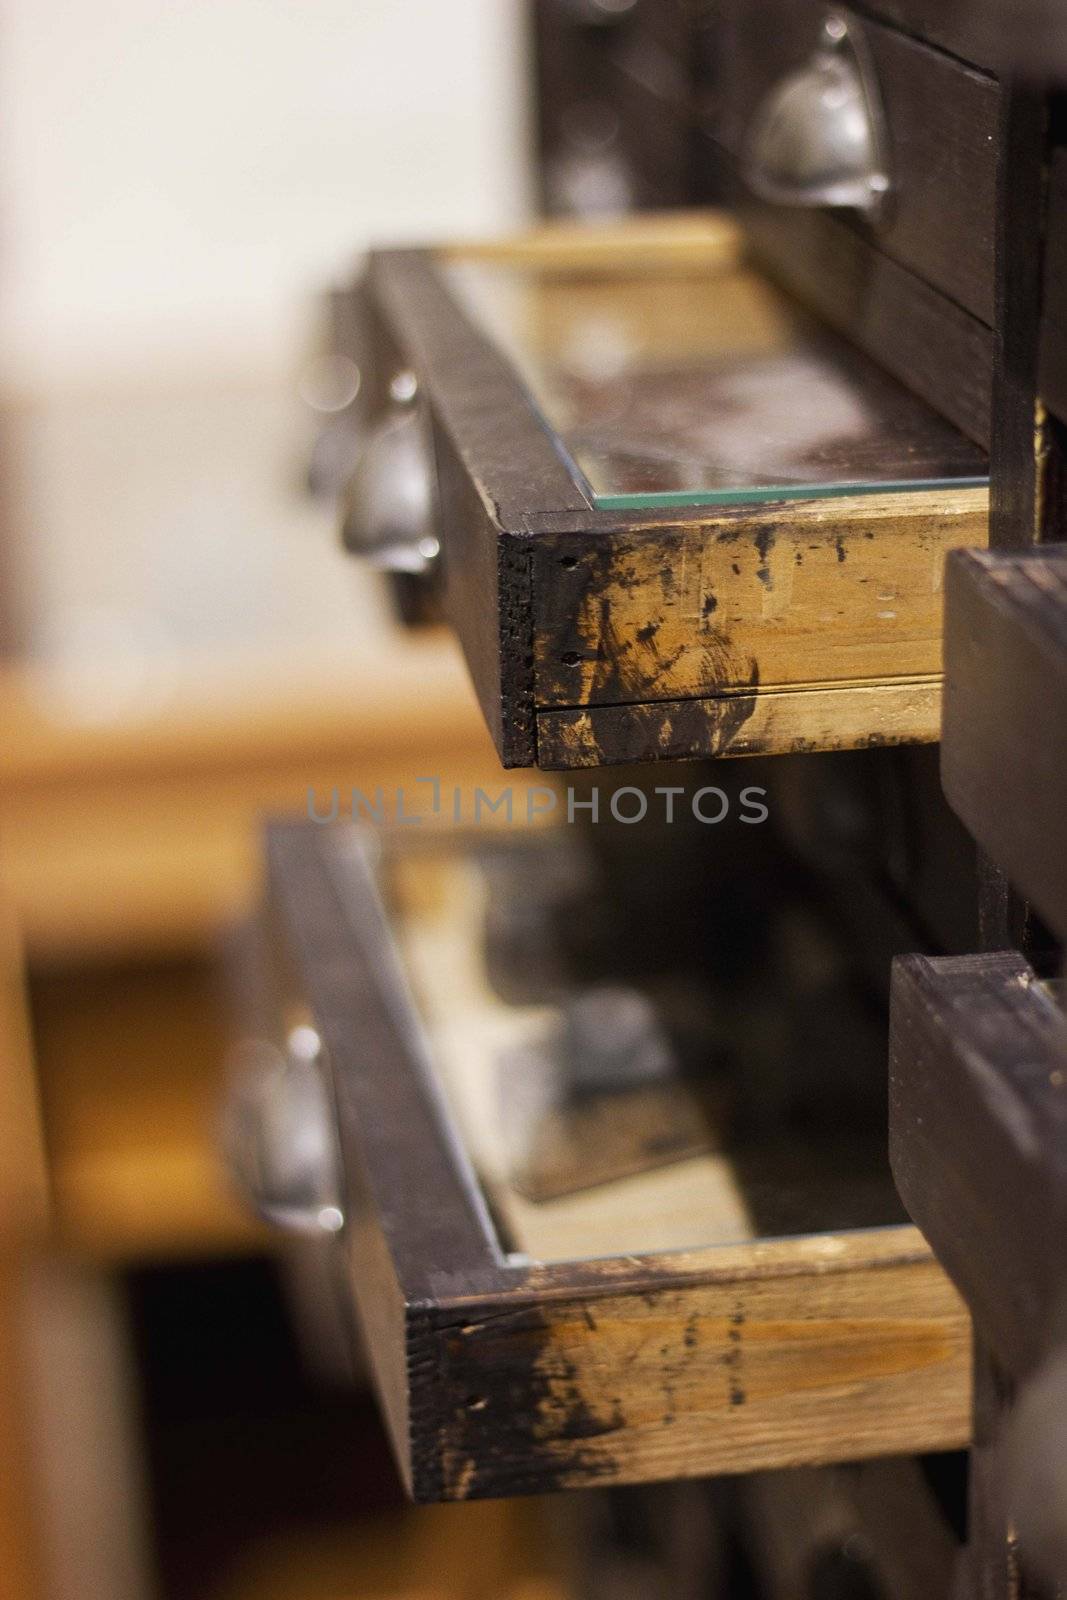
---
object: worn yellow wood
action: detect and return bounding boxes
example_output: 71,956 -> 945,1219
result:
535,1255 -> 970,1484
535,488 -> 989,711
536,676 -> 944,767
440,1233 -> 972,1495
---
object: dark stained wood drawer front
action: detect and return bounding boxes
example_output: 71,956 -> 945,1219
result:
361,216 -> 988,770
697,1 -> 999,448
266,822 -> 971,1503
941,547 -> 1067,945
706,1 -> 999,326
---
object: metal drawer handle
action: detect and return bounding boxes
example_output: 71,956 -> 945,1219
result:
743,15 -> 890,216
340,377 -> 439,576
223,1024 -> 345,1236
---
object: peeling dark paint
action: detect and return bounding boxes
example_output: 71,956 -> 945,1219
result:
754,525 -> 777,590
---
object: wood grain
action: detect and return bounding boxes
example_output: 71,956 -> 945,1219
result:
533,488 -> 987,710
423,1241 -> 970,1501
535,677 -> 942,768
268,823 -> 972,1503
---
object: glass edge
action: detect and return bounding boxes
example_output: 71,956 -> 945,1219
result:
593,475 -> 990,512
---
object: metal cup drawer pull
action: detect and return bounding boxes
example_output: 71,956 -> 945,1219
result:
224,1023 -> 345,1236
743,15 -> 890,215
340,377 -> 440,576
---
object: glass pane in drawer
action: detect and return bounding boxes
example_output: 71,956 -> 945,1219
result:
367,825 -> 906,1268
442,253 -> 988,511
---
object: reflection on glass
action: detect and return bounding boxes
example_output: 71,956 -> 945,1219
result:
443,254 -> 988,509
373,828 -> 906,1267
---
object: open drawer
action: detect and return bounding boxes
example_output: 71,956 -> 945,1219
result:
356,214 -> 989,769
260,820 -> 970,1502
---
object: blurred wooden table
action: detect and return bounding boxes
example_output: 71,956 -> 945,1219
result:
0,631 -> 524,1258
0,626 -> 557,1600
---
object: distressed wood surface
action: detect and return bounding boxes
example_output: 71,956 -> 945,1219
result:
268,823 -> 972,1503
536,678 -> 942,767
941,546 -> 1067,942
533,489 -> 988,709
418,1237 -> 970,1502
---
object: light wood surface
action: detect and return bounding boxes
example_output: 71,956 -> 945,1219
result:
0,634 -> 497,962
536,676 -> 944,768
442,209 -> 744,273
511,1241 -> 971,1492
31,958 -> 263,1260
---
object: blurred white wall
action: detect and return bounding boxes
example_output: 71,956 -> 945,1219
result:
0,1 -> 533,679
0,0 -> 532,389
